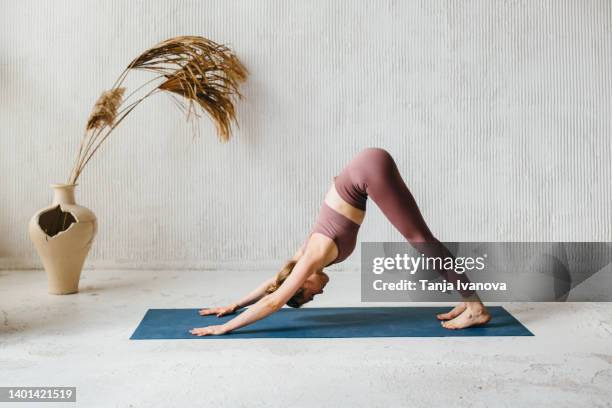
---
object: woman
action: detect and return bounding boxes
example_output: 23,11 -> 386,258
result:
190,148 -> 491,336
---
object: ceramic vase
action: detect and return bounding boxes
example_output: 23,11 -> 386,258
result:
28,183 -> 97,294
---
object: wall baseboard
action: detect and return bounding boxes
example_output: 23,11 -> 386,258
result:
0,258 -> 359,272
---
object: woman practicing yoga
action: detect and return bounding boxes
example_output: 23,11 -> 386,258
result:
190,148 -> 491,336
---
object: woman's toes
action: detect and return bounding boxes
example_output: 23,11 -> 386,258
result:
437,304 -> 467,321
442,320 -> 456,330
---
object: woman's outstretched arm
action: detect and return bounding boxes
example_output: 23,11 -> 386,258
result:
198,245 -> 307,317
198,276 -> 275,317
190,249 -> 325,336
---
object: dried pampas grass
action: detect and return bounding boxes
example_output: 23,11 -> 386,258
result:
86,88 -> 125,130
68,36 -> 248,184
127,36 -> 248,141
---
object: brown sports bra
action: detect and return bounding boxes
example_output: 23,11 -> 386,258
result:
309,201 -> 361,266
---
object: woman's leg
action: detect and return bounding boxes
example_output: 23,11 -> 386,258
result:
352,148 -> 490,328
352,148 -> 476,297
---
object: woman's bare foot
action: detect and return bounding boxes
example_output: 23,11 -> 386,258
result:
437,302 -> 491,330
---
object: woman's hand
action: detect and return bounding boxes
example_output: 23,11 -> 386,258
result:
198,303 -> 239,317
189,324 -> 229,336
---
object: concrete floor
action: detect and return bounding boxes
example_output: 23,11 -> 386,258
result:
1,268 -> 611,408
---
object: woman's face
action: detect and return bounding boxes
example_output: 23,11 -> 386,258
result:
299,270 -> 330,305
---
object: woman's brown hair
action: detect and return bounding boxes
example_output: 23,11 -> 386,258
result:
265,260 -> 304,308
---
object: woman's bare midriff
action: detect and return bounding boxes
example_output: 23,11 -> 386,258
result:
324,179 -> 365,225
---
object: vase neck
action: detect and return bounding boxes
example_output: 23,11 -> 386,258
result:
51,184 -> 77,205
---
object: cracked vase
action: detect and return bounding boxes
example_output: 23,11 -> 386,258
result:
28,183 -> 97,294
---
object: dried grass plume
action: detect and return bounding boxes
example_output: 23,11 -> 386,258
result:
68,36 -> 248,184
128,36 -> 248,141
86,88 -> 125,130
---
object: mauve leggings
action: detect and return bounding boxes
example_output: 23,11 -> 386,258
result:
335,148 -> 475,298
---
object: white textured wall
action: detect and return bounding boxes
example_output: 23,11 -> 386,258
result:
1,0 -> 610,270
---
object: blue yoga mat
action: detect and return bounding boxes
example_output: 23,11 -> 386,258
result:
130,307 -> 532,339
